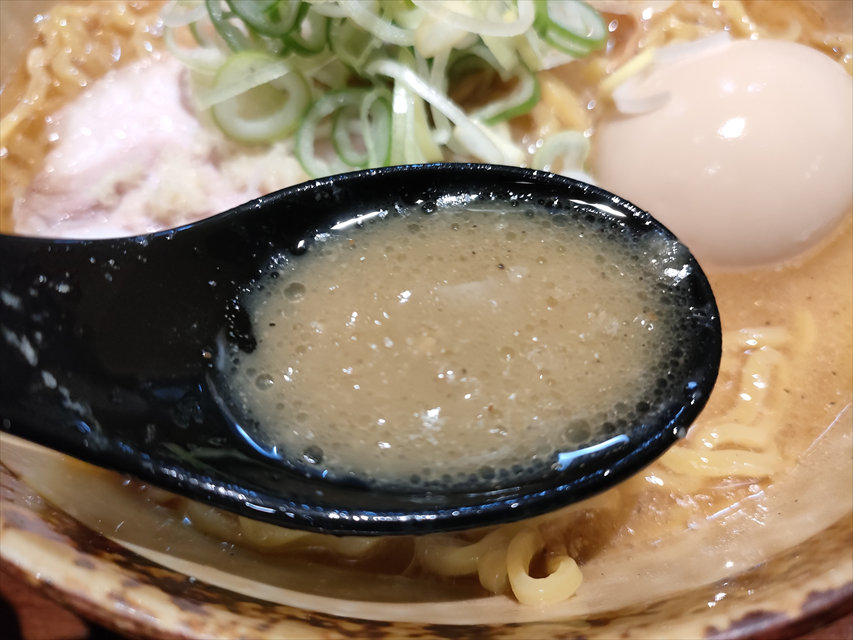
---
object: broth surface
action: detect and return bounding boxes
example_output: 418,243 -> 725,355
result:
227,204 -> 688,489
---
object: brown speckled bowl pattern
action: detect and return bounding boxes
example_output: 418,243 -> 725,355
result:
2,460 -> 851,639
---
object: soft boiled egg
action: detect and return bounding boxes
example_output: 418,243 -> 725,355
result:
594,38 -> 852,271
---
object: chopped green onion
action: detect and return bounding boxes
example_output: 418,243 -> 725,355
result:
198,51 -> 293,109
283,9 -> 329,55
338,0 -> 415,47
449,46 -> 502,82
384,51 -> 444,165
413,13 -> 473,58
427,48 -> 453,145
164,26 -> 226,72
412,0 -> 535,39
411,91 -> 443,162
161,0 -> 210,28
225,0 -> 305,38
367,57 -> 512,165
210,51 -> 310,142
331,91 -> 392,168
332,104 -> 367,166
297,89 -> 392,176
515,29 -> 577,71
471,64 -> 540,124
361,88 -> 393,166
328,17 -> 381,70
534,0 -> 606,56
481,33 -> 521,72
169,0 -> 605,178
205,0 -> 251,51
304,0 -> 349,19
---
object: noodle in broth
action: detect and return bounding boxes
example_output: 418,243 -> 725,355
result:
0,0 -> 850,608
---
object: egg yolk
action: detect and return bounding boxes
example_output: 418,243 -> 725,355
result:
594,38 -> 852,271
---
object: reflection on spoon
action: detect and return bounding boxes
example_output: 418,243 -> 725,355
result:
553,435 -> 631,472
0,163 -> 721,535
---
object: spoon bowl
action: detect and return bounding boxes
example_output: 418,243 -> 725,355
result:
0,163 -> 721,535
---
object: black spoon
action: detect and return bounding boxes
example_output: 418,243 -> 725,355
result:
0,163 -> 721,535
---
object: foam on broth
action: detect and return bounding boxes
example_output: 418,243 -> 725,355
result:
226,203 -> 693,490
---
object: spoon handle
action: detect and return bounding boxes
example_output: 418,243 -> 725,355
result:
0,230 -> 244,477
0,164 -> 723,535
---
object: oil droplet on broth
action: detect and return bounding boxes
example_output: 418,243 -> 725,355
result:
255,373 -> 275,390
226,204 -> 690,490
284,282 -> 306,301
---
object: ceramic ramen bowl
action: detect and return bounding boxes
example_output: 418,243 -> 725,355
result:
1,1 -> 851,638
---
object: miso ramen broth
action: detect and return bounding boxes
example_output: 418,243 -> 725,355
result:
227,203 -> 691,490
0,0 -> 850,620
